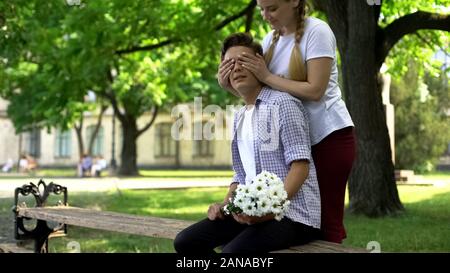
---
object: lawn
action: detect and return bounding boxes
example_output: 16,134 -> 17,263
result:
1,182 -> 447,253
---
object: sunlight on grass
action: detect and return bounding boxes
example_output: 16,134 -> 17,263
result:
398,184 -> 450,203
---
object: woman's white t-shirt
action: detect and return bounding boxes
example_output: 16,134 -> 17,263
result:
262,17 -> 354,145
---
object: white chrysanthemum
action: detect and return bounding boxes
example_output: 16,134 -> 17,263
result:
242,200 -> 257,216
270,202 -> 282,215
274,214 -> 283,221
256,196 -> 272,215
268,185 -> 284,200
250,180 -> 267,196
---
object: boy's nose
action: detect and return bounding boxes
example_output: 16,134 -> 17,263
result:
233,61 -> 243,71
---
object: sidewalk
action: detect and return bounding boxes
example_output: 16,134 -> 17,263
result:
0,177 -> 231,199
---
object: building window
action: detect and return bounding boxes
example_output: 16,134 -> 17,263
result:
24,127 -> 41,158
55,129 -> 72,158
86,125 -> 104,156
155,123 -> 176,157
193,122 -> 214,157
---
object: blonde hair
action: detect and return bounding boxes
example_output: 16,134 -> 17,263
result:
264,0 -> 307,81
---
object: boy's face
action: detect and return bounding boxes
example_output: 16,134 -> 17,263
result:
224,46 -> 260,92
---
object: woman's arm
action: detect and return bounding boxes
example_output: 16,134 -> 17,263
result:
238,53 -> 332,101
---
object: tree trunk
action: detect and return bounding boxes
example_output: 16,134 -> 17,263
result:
118,116 -> 139,176
87,105 -> 107,155
324,0 -> 403,216
74,117 -> 84,160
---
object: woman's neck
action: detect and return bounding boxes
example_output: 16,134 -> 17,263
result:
281,22 -> 297,36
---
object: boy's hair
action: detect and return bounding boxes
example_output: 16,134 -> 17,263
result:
221,33 -> 263,60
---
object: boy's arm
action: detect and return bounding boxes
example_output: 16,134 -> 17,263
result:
278,99 -> 312,198
284,160 -> 309,200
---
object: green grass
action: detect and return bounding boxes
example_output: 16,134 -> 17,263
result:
421,170 -> 450,180
343,184 -> 450,252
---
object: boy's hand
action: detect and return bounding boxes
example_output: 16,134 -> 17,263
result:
232,213 -> 274,225
207,203 -> 226,221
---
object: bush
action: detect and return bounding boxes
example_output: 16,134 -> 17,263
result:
391,64 -> 450,173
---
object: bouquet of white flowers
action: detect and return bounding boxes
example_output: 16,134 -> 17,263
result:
222,171 -> 290,221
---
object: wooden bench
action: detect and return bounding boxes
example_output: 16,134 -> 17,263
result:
395,169 -> 415,183
10,180 -> 368,253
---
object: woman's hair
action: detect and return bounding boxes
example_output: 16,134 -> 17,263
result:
221,33 -> 263,60
264,0 -> 307,81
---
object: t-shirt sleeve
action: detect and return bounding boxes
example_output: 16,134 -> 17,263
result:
305,23 -> 336,61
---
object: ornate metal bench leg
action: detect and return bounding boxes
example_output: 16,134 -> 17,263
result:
13,179 -> 68,253
34,220 -> 54,253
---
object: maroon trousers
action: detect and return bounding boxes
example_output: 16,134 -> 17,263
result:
311,126 -> 356,243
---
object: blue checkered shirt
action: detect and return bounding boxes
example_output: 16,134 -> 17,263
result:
231,87 -> 321,229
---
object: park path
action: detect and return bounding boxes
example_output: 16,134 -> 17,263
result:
0,177 -> 231,198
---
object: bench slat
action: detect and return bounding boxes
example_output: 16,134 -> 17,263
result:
17,206 -> 195,240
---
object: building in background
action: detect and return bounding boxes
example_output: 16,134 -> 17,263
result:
0,98 -> 232,169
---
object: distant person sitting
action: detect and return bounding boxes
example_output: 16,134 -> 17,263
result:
2,158 -> 14,173
78,154 -> 93,177
91,156 -> 107,177
19,155 -> 29,173
18,154 -> 38,174
26,155 -> 38,172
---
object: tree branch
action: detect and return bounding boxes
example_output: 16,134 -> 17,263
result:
137,105 -> 158,137
215,0 -> 256,31
116,0 -> 256,55
244,1 -> 256,32
100,69 -> 126,124
377,11 -> 450,66
116,39 -> 177,55
87,104 -> 108,155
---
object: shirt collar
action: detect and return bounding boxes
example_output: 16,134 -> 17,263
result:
255,86 -> 273,105
235,86 -> 272,126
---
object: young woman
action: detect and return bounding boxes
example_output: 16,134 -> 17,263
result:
218,0 -> 356,244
